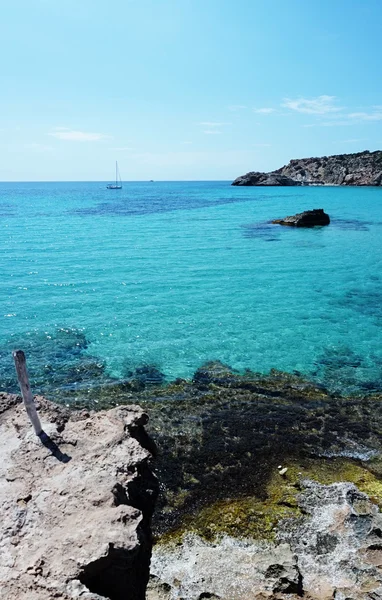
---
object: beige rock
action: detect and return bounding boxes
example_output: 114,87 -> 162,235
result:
0,394 -> 157,600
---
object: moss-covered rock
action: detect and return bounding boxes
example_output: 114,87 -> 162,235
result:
48,360 -> 382,542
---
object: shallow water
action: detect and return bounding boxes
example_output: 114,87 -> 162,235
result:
1,181 -> 381,394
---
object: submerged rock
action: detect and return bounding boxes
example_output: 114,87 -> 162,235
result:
193,360 -> 238,386
272,208 -> 330,227
0,394 -> 158,600
134,364 -> 382,542
128,364 -> 166,386
0,328 -> 109,395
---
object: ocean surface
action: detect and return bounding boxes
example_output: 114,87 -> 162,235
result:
0,181 -> 381,396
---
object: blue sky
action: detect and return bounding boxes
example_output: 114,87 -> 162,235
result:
1,0 -> 382,181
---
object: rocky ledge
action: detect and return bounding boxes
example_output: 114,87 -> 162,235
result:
272,208 -> 330,227
0,393 -> 158,600
149,479 -> 382,599
232,150 -> 382,186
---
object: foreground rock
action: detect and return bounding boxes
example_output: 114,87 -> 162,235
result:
272,208 -> 330,227
0,393 -> 158,600
232,150 -> 382,186
149,480 -> 382,599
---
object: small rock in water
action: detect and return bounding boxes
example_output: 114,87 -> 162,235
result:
272,208 -> 330,227
125,364 -> 166,386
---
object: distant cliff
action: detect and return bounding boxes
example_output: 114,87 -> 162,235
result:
232,150 -> 382,186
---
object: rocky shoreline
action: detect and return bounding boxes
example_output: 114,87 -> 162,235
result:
232,150 -> 382,186
2,362 -> 382,599
149,480 -> 382,599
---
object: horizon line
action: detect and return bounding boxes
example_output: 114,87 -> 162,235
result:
0,179 -> 234,183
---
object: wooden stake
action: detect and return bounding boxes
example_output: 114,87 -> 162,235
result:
12,350 -> 43,436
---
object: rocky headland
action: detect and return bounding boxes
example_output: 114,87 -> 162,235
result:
232,150 -> 382,186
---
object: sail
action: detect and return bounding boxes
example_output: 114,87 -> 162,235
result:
107,161 -> 122,189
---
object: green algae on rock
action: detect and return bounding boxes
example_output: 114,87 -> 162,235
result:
142,364 -> 382,539
149,480 -> 382,600
46,360 -> 382,542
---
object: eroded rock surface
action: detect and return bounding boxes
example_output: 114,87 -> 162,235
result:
149,480 -> 382,600
272,209 -> 330,227
0,394 -> 158,600
231,171 -> 301,186
278,150 -> 382,186
232,150 -> 382,186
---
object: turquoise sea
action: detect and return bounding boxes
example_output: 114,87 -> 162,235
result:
1,181 -> 381,396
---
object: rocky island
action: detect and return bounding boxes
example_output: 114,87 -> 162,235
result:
232,150 -> 382,186
272,208 -> 330,227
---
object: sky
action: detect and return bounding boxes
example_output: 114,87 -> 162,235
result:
1,0 -> 382,181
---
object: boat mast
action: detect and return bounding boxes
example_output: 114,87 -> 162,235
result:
115,161 -> 118,186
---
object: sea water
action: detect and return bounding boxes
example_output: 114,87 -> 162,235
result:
0,181 -> 381,395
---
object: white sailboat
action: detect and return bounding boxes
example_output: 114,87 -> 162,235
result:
107,161 -> 122,189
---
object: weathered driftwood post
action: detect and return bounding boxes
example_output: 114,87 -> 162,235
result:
12,350 -> 43,436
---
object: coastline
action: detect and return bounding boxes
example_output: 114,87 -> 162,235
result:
4,361 -> 381,539
2,179 -> 382,598
3,362 -> 382,599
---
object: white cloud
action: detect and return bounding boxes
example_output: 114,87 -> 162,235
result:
303,120 -> 352,128
334,138 -> 365,144
282,95 -> 342,114
253,108 -> 276,114
24,142 -> 53,152
347,108 -> 382,121
199,122 -> 230,127
228,105 -> 247,111
109,146 -> 134,151
49,128 -> 109,141
203,130 -> 222,135
303,107 -> 382,127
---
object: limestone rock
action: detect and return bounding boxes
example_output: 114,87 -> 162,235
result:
0,394 -> 158,600
231,171 -> 301,186
232,150 -> 382,186
149,480 -> 382,599
272,209 -> 330,227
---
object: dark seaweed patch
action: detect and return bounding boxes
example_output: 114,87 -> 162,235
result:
331,218 -> 372,231
134,363 -> 382,537
0,202 -> 16,217
0,328 -> 108,394
71,194 -> 279,218
241,222 -> 281,241
123,362 -> 166,386
336,280 -> 382,321
311,345 -> 382,394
